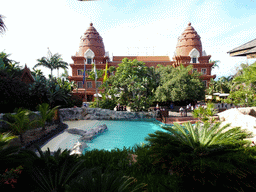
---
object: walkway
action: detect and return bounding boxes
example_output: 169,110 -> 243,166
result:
156,110 -> 199,125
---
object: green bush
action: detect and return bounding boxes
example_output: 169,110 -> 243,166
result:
90,97 -> 117,110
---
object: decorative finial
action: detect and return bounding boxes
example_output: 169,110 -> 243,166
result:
90,23 -> 93,26
188,22 -> 191,26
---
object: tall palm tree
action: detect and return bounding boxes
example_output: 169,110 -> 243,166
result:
0,14 -> 6,34
34,48 -> 68,78
54,56 -> 68,78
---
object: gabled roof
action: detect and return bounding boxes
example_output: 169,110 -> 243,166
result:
227,38 -> 256,55
20,64 -> 35,84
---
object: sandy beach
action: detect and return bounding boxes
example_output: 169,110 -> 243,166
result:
41,120 -> 102,152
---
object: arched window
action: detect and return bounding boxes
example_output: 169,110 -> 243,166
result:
84,49 -> 95,64
189,48 -> 200,63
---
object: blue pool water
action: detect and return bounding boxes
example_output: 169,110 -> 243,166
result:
83,120 -> 169,153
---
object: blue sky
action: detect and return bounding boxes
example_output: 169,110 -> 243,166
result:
1,0 -> 256,79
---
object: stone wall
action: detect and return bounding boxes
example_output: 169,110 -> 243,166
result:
0,107 -> 156,129
59,107 -> 155,122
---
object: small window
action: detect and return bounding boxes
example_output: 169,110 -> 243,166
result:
87,58 -> 92,64
77,81 -> 83,88
78,69 -> 83,76
87,81 -> 92,89
96,81 -> 102,88
193,68 -> 198,73
201,68 -> 207,75
192,58 -> 197,63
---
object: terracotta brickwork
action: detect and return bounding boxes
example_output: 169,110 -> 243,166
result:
69,23 -> 216,102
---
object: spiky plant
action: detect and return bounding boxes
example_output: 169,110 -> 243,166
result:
1,109 -> 38,145
144,122 -> 256,190
37,103 -> 59,131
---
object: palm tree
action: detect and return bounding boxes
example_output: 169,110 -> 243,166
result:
0,15 -> 6,34
54,57 -> 68,78
37,103 -> 59,131
20,146 -> 88,192
34,48 -> 68,78
1,109 -> 38,145
145,122 -> 254,190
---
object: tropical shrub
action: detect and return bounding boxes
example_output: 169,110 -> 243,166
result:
1,109 -> 38,145
144,122 -> 256,191
192,102 -> 218,123
66,166 -> 148,192
37,103 -> 59,131
19,146 -> 87,192
90,97 -> 117,110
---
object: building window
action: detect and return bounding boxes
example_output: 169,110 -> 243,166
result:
77,81 -> 83,88
202,80 -> 207,87
96,81 -> 102,88
78,69 -> 83,76
192,58 -> 197,63
193,68 -> 198,73
201,68 -> 207,75
87,58 -> 92,64
87,81 -> 92,89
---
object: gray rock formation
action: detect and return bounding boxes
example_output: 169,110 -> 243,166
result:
66,128 -> 87,136
67,124 -> 108,143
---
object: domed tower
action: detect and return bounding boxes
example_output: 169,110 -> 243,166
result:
173,22 -> 215,87
78,23 -> 106,63
69,23 -> 109,102
176,22 -> 202,58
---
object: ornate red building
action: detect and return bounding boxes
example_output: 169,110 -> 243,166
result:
69,22 -> 216,101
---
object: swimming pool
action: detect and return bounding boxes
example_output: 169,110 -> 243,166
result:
41,120 -> 169,153
82,120 -> 168,152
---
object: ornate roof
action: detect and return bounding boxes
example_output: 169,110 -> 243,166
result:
78,23 -> 105,57
175,22 -> 202,57
20,64 -> 35,84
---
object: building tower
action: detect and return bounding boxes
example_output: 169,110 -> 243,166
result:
69,23 -> 109,102
173,22 -> 216,86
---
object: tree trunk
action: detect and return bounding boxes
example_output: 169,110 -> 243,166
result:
20,133 -> 24,145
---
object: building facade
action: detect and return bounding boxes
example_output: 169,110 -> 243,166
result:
69,22 -> 216,102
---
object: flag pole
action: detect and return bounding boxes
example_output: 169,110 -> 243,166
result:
94,61 -> 99,107
83,59 -> 87,103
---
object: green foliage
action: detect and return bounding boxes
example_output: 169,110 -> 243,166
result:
192,102 -> 218,123
103,58 -> 158,111
155,64 -> 205,102
37,103 -> 59,131
66,166 -> 148,192
34,49 -> 68,78
227,61 -> 256,106
144,122 -> 255,191
19,146 -> 87,192
91,97 -> 117,110
206,76 -> 233,95
1,109 -> 38,145
86,64 -> 104,81
0,132 -> 17,150
29,77 -> 73,108
0,51 -> 22,78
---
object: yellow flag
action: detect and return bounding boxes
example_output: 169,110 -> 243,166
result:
103,62 -> 108,82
